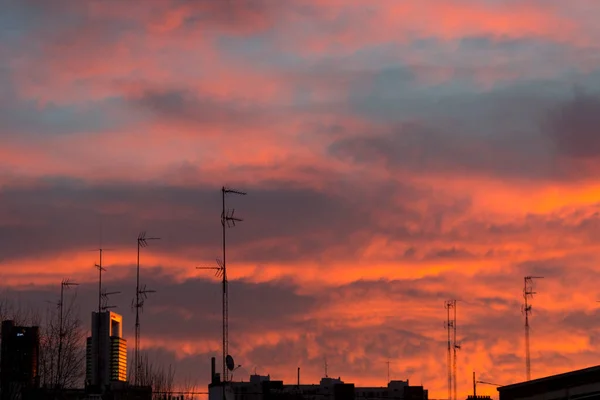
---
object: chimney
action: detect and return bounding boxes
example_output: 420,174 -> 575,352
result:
211,357 -> 216,383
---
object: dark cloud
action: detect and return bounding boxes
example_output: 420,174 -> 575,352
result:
0,271 -> 316,340
0,173 -> 443,264
331,117 -> 563,183
128,88 -> 269,131
544,91 -> 600,159
181,0 -> 281,34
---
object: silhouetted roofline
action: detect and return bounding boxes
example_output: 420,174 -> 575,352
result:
498,365 -> 600,397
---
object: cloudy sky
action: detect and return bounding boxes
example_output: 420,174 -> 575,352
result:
3,0 -> 600,397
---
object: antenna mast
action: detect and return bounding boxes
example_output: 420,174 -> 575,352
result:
133,231 -> 159,386
96,249 -> 105,314
444,300 -> 455,400
453,300 -> 460,400
523,276 -> 543,381
221,186 -> 246,383
95,248 -> 107,387
385,360 -> 392,384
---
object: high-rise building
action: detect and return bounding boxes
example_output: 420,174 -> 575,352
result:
85,311 -> 127,390
0,320 -> 40,400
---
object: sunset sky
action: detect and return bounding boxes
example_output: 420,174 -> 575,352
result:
3,0 -> 600,398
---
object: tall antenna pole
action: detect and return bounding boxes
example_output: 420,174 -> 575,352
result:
95,249 -> 106,387
221,186 -> 246,383
134,231 -> 159,386
523,276 -> 543,381
97,249 -> 104,314
445,300 -> 454,400
386,360 -> 391,384
57,278 -> 78,388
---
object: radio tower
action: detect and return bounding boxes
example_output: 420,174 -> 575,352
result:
444,300 -> 454,400
523,276 -> 543,381
133,231 -> 160,386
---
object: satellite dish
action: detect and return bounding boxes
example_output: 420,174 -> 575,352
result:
226,355 -> 235,371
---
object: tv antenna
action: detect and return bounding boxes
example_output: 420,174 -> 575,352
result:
196,186 -> 246,390
473,371 -> 502,396
57,278 -> 79,388
133,231 -> 160,386
220,186 -> 246,383
90,246 -> 113,387
523,276 -> 543,381
444,300 -> 457,400
385,360 -> 395,384
89,246 -> 114,313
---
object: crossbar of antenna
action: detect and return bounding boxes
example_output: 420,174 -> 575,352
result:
223,187 -> 247,196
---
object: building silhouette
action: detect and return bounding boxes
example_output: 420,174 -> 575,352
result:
207,357 -> 429,400
498,364 -> 600,400
0,320 -> 40,400
85,311 -> 127,391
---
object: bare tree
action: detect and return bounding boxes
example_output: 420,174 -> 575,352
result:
136,354 -> 176,399
38,293 -> 85,389
181,375 -> 199,400
0,294 -> 41,326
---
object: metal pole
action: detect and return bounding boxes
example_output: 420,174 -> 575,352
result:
135,240 -> 140,386
57,282 -> 64,388
97,249 -> 102,387
446,302 -> 452,400
525,278 -> 530,381
473,371 -> 476,397
222,187 -> 227,396
453,300 -> 458,400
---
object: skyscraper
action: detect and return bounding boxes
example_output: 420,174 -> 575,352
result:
0,320 -> 40,400
85,311 -> 127,390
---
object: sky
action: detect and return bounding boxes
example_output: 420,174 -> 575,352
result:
3,0 -> 600,398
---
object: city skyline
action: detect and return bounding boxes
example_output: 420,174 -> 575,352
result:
3,1 -> 600,399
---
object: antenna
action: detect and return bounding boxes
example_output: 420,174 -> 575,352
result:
95,250 -> 106,314
93,247 -> 107,387
385,360 -> 394,384
101,290 -> 121,311
523,276 -> 543,381
196,258 -> 225,279
444,300 -> 455,400
324,356 -> 328,378
57,278 -> 79,388
133,231 -> 160,386
221,186 -> 246,384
